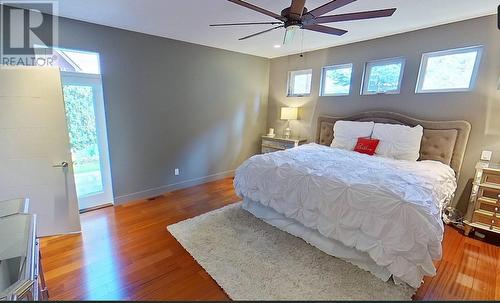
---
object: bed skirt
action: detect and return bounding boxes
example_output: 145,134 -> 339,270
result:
242,197 -> 406,285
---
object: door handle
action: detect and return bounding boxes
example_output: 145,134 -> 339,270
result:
52,161 -> 69,168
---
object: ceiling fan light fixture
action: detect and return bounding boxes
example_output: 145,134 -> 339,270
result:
284,25 -> 300,45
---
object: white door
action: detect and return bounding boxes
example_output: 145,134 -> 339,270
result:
61,73 -> 114,211
0,67 -> 81,237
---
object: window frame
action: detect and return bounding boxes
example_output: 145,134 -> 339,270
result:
361,57 -> 406,95
415,45 -> 484,94
287,69 -> 313,97
320,63 -> 353,97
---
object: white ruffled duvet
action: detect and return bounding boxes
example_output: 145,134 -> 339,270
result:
233,143 -> 457,288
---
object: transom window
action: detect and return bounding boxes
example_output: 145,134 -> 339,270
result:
320,64 -> 353,96
287,69 -> 312,97
35,46 -> 101,74
361,57 -> 405,95
415,45 -> 483,93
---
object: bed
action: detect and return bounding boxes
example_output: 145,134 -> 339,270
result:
233,111 -> 471,288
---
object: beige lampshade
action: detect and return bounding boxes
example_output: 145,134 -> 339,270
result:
280,107 -> 298,120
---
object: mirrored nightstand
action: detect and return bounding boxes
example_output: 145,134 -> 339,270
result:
261,135 -> 307,154
464,162 -> 500,236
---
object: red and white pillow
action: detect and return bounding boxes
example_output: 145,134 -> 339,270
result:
353,137 -> 380,156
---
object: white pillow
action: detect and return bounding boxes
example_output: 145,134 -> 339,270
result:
371,123 -> 424,161
331,121 -> 375,150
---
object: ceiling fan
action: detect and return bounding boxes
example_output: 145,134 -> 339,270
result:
211,0 -> 396,45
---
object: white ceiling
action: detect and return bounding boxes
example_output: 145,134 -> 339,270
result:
46,0 -> 497,58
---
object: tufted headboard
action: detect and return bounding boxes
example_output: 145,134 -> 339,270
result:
316,111 -> 471,179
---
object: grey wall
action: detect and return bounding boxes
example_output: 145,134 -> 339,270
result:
54,17 -> 270,203
267,15 -> 500,212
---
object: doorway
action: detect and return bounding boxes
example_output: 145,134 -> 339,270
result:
61,72 -> 114,211
36,46 -> 114,211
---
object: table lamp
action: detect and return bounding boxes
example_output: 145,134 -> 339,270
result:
281,107 -> 298,139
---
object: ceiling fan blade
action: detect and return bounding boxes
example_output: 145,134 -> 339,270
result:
307,0 -> 357,17
238,25 -> 284,40
302,24 -> 347,36
312,8 -> 397,24
210,21 -> 283,27
290,0 -> 306,19
227,0 -> 285,21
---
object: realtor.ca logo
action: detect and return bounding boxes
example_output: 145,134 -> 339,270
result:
0,1 -> 58,67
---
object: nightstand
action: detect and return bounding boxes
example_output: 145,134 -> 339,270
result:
261,135 -> 307,154
463,162 -> 500,236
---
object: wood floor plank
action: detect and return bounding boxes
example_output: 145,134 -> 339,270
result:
40,177 -> 499,301
471,241 -> 497,300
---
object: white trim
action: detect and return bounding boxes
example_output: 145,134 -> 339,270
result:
361,57 -> 406,95
61,71 -> 101,79
287,69 -> 313,97
114,170 -> 235,205
320,63 -> 353,97
415,45 -> 484,94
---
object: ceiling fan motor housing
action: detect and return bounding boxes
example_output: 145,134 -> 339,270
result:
282,6 -> 308,23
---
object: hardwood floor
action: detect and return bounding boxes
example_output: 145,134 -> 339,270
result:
40,177 -> 500,301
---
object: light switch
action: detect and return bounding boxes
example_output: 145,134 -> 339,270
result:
481,150 -> 492,161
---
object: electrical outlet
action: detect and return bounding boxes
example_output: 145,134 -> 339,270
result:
174,168 -> 180,176
481,150 -> 492,161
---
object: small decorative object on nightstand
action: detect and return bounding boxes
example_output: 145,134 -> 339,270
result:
267,128 -> 276,138
463,161 -> 500,236
261,135 -> 307,154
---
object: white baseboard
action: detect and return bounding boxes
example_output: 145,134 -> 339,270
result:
113,170 -> 235,205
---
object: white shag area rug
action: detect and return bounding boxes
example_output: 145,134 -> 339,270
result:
167,202 -> 415,301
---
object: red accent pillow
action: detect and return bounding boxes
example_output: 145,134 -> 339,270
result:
353,137 -> 380,156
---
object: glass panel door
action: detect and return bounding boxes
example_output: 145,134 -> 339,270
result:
61,73 -> 114,211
